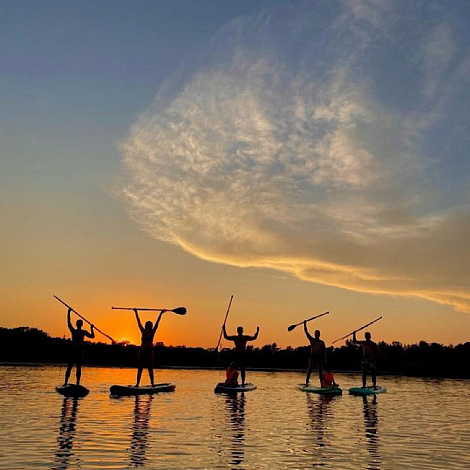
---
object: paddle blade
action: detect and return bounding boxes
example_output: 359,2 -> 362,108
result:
172,307 -> 187,315
287,324 -> 296,332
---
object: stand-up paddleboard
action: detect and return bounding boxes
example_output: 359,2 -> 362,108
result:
110,383 -> 175,396
56,384 -> 89,397
349,386 -> 387,396
214,383 -> 256,393
296,383 -> 342,395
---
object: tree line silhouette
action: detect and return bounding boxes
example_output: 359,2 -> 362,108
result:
0,327 -> 468,378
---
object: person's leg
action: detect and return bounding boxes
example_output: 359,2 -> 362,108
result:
76,361 -> 82,385
64,363 -> 73,385
136,367 -> 143,387
306,359 -> 313,386
362,371 -> 367,388
240,364 -> 246,386
318,359 -> 324,385
372,370 -> 377,389
148,367 -> 155,387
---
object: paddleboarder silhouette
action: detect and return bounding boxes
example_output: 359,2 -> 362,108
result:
134,308 -> 165,387
223,325 -> 259,386
353,331 -> 380,389
304,322 -> 326,386
63,308 -> 94,386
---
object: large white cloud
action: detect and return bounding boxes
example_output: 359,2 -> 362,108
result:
119,0 -> 470,312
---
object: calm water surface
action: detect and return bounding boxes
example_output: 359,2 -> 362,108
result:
0,366 -> 468,469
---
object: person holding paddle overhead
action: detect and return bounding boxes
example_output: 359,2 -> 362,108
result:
304,322 -> 326,387
223,325 -> 259,386
353,331 -> 380,389
64,308 -> 95,386
134,308 -> 166,387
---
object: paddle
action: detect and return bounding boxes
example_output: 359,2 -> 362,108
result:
331,316 -> 383,344
54,295 -> 116,344
287,311 -> 329,332
215,295 -> 233,352
111,306 -> 187,315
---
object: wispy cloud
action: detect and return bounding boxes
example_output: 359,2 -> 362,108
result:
119,0 -> 470,312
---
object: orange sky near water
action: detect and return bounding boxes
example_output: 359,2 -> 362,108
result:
1,208 -> 469,349
1,1 -> 469,351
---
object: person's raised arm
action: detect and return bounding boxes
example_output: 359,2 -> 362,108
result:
134,309 -> 144,333
152,310 -> 166,334
223,325 -> 236,341
352,331 -> 364,345
304,321 -> 313,342
67,308 -> 74,333
248,326 -> 260,341
85,324 -> 95,339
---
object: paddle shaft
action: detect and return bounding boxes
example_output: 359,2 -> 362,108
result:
111,307 -> 186,316
215,295 -> 233,351
54,295 -> 115,343
112,307 -> 167,311
288,311 -> 329,331
332,316 -> 383,344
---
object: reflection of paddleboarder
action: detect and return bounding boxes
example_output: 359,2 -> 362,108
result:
306,394 -> 333,451
129,395 -> 153,467
55,397 -> 80,470
223,325 -> 259,386
304,322 -> 326,386
134,308 -> 166,387
226,394 -> 246,466
64,308 -> 94,386
362,395 -> 380,469
353,331 -> 380,389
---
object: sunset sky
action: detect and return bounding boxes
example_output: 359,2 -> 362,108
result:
1,0 -> 469,348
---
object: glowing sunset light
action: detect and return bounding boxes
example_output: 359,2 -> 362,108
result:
1,0 -> 469,348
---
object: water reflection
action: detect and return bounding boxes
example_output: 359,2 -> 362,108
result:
227,393 -> 246,467
129,394 -> 153,467
53,397 -> 81,470
362,395 -> 380,470
218,393 -> 246,468
305,394 -> 335,466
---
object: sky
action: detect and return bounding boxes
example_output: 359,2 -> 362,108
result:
1,0 -> 469,349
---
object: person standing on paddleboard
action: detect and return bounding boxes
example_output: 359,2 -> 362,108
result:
134,308 -> 166,387
353,331 -> 380,389
64,308 -> 95,386
304,322 -> 326,387
223,325 -> 259,386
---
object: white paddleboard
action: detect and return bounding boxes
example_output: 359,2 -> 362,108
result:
214,383 -> 257,393
296,383 -> 342,395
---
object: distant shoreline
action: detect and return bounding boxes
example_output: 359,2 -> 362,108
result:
1,361 -> 468,380
2,327 -> 468,379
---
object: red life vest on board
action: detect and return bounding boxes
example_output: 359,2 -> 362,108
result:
321,371 -> 335,387
225,367 -> 239,386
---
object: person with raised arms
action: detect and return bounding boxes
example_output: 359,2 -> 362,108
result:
134,308 -> 166,387
304,322 -> 326,387
353,330 -> 380,389
63,308 -> 95,386
223,325 -> 259,386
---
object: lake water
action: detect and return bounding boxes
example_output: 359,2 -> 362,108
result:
0,365 -> 468,469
